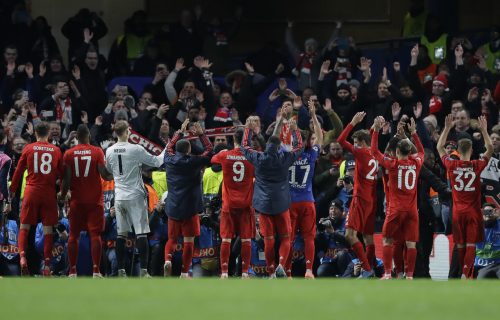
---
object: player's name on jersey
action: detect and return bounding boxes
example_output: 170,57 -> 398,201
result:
73,150 -> 92,155
293,158 -> 310,166
397,164 -> 417,170
453,167 -> 474,172
33,145 -> 55,151
226,155 -> 246,161
113,148 -> 126,153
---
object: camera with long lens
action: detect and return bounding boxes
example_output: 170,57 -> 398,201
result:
201,196 -> 222,227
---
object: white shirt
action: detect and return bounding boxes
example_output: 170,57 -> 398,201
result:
105,142 -> 164,200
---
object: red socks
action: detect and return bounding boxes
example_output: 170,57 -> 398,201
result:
352,242 -> 372,271
463,246 -> 476,279
406,247 -> 417,278
182,241 -> 194,273
90,234 -> 102,274
393,241 -> 405,275
304,236 -> 315,271
382,245 -> 394,275
164,239 -> 176,262
264,238 -> 276,275
67,235 -> 78,270
278,236 -> 291,268
43,233 -> 54,263
220,241 -> 231,273
241,241 -> 251,274
366,244 -> 375,267
18,228 -> 29,256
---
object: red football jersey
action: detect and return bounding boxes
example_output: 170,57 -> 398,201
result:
442,155 -> 488,214
10,141 -> 63,195
211,148 -> 254,211
338,124 -> 378,200
63,144 -> 105,204
372,132 -> 424,212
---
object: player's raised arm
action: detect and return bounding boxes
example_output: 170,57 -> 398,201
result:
371,116 -> 395,168
436,114 -> 454,159
289,119 -> 304,161
192,122 -> 213,158
338,111 -> 366,153
167,118 -> 189,156
478,115 -> 494,160
407,117 -> 424,156
308,100 -> 323,146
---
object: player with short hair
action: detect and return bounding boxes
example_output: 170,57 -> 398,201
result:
9,122 -> 63,276
284,100 -> 323,279
211,128 -> 255,279
163,120 -> 213,278
105,120 -> 165,278
59,124 -> 113,278
371,117 -> 424,280
241,108 -> 303,278
437,114 -> 493,279
337,111 -> 378,277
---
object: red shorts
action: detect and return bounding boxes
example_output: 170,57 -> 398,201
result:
345,196 -> 376,235
258,210 -> 291,238
452,211 -> 484,244
289,202 -> 316,238
20,191 -> 58,226
220,207 -> 255,239
382,210 -> 419,242
69,202 -> 104,235
168,214 -> 200,239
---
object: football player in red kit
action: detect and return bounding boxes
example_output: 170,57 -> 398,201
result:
211,128 -> 255,279
371,117 -> 424,280
9,123 -> 63,276
437,114 -> 493,279
337,112 -> 378,277
59,125 -> 113,278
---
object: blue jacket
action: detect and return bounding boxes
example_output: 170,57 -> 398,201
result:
164,132 -> 213,220
240,128 -> 303,215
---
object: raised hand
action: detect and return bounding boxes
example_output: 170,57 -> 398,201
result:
244,62 -> 255,74
83,28 -> 94,43
289,118 -> 298,131
268,89 -> 280,102
199,58 -> 212,69
357,57 -> 372,72
25,63 -> 34,78
278,78 -> 287,91
180,118 -> 190,133
308,99 -> 316,115
413,102 -> 422,119
275,63 -> 285,75
393,61 -> 401,72
323,98 -> 332,112
407,117 -> 417,135
373,116 -> 385,131
39,61 -> 47,77
157,104 -> 169,118
293,96 -> 302,109
396,120 -> 406,138
175,58 -> 185,72
320,60 -> 332,75
391,102 -> 402,120
72,65 -> 81,80
351,111 -> 366,126
467,87 -> 479,102
477,115 -> 488,133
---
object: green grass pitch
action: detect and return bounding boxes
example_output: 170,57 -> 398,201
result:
0,278 -> 498,319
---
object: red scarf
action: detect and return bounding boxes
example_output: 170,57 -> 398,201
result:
55,97 -> 72,122
294,52 -> 316,75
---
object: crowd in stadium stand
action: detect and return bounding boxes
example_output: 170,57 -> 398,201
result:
0,1 -> 499,279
